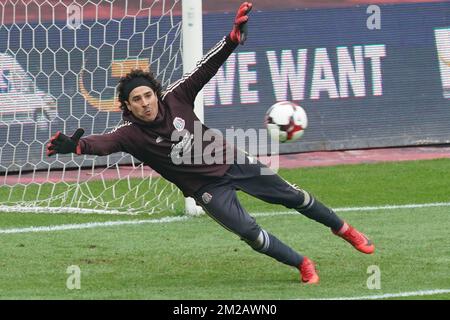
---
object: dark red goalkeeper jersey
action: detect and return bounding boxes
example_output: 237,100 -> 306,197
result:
79,35 -> 240,197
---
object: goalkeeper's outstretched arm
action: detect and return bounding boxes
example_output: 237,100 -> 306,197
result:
163,2 -> 253,104
47,127 -> 126,157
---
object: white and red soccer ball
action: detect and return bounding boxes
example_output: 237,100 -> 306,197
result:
265,101 -> 308,143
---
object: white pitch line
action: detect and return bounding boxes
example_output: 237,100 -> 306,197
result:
252,201 -> 450,217
0,216 -> 189,234
1,201 -> 450,235
2,201 -> 450,217
334,202 -> 450,212
315,289 -> 450,300
0,205 -> 134,215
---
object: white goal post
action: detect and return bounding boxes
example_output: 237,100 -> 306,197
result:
182,0 -> 205,216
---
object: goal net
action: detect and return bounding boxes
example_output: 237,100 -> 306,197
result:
0,0 -> 187,215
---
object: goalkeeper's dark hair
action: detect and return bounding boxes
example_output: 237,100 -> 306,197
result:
117,69 -> 163,113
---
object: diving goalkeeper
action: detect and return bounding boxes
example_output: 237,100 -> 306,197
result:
47,2 -> 374,284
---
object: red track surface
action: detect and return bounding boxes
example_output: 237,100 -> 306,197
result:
3,145 -> 450,186
268,145 -> 450,168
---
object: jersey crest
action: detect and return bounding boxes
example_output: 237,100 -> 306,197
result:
173,117 -> 185,131
202,192 -> 213,204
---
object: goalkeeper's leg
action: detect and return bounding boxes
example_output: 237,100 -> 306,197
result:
193,182 -> 319,284
226,161 -> 375,254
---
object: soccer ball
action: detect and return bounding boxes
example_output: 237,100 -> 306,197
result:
265,101 -> 308,143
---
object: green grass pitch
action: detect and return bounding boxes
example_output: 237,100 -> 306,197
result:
0,158 -> 449,299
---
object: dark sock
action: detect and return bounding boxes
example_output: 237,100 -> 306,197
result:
297,194 -> 344,231
249,229 -> 303,268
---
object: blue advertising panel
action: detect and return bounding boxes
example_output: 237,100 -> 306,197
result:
202,2 -> 450,153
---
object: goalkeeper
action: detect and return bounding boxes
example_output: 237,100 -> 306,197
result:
47,2 -> 374,284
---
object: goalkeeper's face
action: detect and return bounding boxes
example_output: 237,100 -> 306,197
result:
126,86 -> 159,122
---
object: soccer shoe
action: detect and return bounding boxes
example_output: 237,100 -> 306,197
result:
332,222 -> 375,254
299,257 -> 319,284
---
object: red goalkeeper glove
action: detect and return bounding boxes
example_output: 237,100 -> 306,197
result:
230,2 -> 253,45
47,128 -> 84,156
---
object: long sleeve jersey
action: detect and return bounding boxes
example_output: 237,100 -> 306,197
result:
79,36 -> 239,197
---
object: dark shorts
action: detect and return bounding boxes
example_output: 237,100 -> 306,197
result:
193,160 -> 304,242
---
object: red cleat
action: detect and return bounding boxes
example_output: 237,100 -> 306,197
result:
299,257 -> 319,284
333,222 -> 375,254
